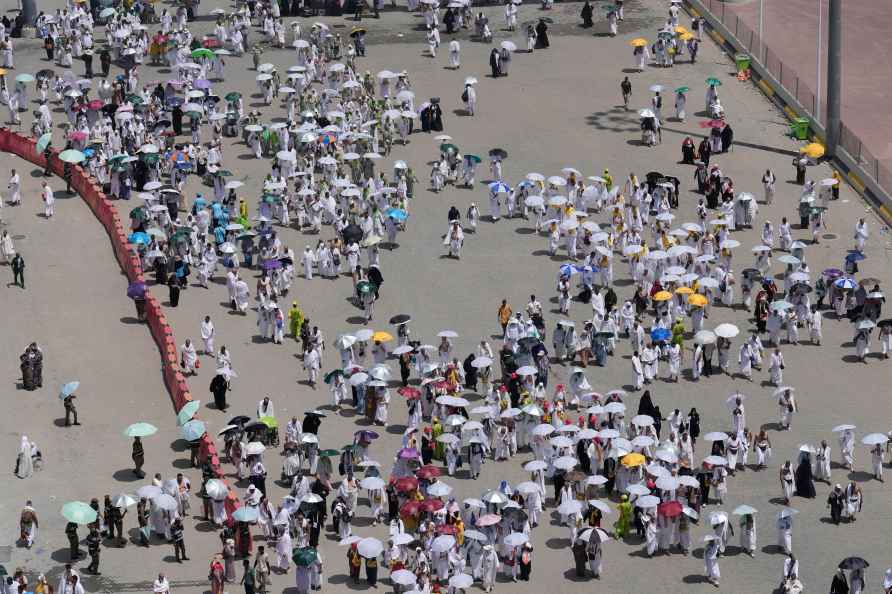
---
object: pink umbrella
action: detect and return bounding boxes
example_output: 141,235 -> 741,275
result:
476,514 -> 502,527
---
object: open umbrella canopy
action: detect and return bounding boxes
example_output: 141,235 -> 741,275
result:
123,422 -> 158,438
232,506 -> 260,522
839,557 -> 869,570
176,400 -> 201,425
800,142 -> 825,158
62,501 -> 98,524
181,420 -> 207,441
59,381 -> 80,398
59,149 -> 86,163
358,537 -> 383,558
292,547 -> 318,566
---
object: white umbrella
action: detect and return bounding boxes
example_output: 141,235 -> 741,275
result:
482,490 -> 508,504
427,482 -> 453,497
360,477 -> 385,490
524,460 -> 548,471
862,433 -> 888,446
553,456 -> 578,470
586,475 -> 608,486
550,436 -> 574,448
463,529 -> 488,542
449,574 -> 473,589
358,537 -> 384,558
732,504 -> 758,515
677,475 -> 700,488
631,414 -> 654,426
515,481 -> 541,494
532,424 -> 555,437
153,494 -> 178,511
245,442 -> 266,455
431,534 -> 456,553
516,365 -> 538,377
714,323 -> 739,338
703,455 -> 727,466
579,527 -> 611,543
703,432 -> 728,442
694,330 -> 717,345
655,476 -> 679,491
504,532 -> 528,547
391,570 -> 417,586
436,433 -> 460,445
832,424 -> 856,433
626,484 -> 650,497
635,495 -> 661,508
437,330 -> 459,338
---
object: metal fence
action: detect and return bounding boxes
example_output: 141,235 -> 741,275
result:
695,0 -> 888,195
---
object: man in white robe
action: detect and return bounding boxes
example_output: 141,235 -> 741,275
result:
200,316 -> 215,355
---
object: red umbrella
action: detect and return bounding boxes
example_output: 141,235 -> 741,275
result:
699,119 -> 725,129
398,387 -> 421,398
416,465 -> 442,480
202,38 -> 222,48
394,476 -> 419,493
399,500 -> 422,517
436,524 -> 457,536
658,500 -> 683,518
87,99 -> 104,110
420,499 -> 444,513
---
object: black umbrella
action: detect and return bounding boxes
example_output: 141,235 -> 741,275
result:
228,415 -> 251,426
390,314 -> 411,325
37,68 -> 55,78
741,268 -> 762,280
244,421 -> 267,433
878,319 -> 892,328
342,223 -> 363,244
488,148 -> 508,159
517,337 -> 540,350
838,557 -> 869,570
790,283 -> 812,294
279,257 -> 294,266
102,104 -> 120,115
502,507 -> 528,521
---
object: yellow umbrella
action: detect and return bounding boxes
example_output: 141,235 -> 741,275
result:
688,294 -> 708,307
674,25 -> 689,34
372,331 -> 394,342
653,290 -> 673,302
680,32 -> 694,41
630,38 -> 648,48
799,143 -> 825,158
0,68 -> 7,76
675,286 -> 694,295
621,453 -> 646,467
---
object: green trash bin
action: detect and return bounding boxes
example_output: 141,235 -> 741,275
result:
734,53 -> 751,73
790,117 -> 810,140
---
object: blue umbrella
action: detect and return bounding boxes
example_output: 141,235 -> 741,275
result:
166,97 -> 184,107
845,251 -> 866,262
262,259 -> 282,270
127,281 -> 146,299
385,207 -> 409,221
232,506 -> 259,522
181,419 -> 207,441
650,328 -> 671,341
193,197 -> 207,210
489,181 -> 511,194
834,277 -> 857,290
559,264 -> 579,277
128,231 -> 150,245
59,381 -> 80,399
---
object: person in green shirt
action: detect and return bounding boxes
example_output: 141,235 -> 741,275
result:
240,559 -> 256,594
289,301 -> 305,341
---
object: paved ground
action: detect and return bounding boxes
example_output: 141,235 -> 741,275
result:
712,0 -> 892,165
3,2 -> 892,594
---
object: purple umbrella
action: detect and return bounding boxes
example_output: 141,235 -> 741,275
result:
127,281 -> 146,299
262,259 -> 283,270
822,268 -> 843,278
398,447 -> 420,460
355,430 -> 380,442
167,79 -> 186,87
194,79 -> 212,90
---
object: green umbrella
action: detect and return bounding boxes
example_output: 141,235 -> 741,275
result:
674,86 -> 689,93
356,280 -> 373,295
225,92 -> 242,101
177,400 -> 201,426
141,153 -> 161,164
259,416 -> 278,428
15,73 -> 35,83
319,448 -> 340,457
237,231 -> 258,240
292,547 -> 318,566
191,48 -> 215,59
324,369 -> 344,384
59,149 -> 85,163
126,94 -> 144,105
61,501 -> 98,524
129,206 -> 147,220
706,77 -> 722,86
123,422 -> 158,437
36,132 -> 53,153
465,154 -> 482,164
439,143 -> 458,154
99,7 -> 116,18
262,194 -> 282,204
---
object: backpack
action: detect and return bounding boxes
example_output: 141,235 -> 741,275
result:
461,89 -> 469,103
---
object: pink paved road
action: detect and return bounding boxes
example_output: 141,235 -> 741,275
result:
708,0 -> 892,168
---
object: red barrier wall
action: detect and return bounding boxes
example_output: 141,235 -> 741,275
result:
0,128 -> 235,503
